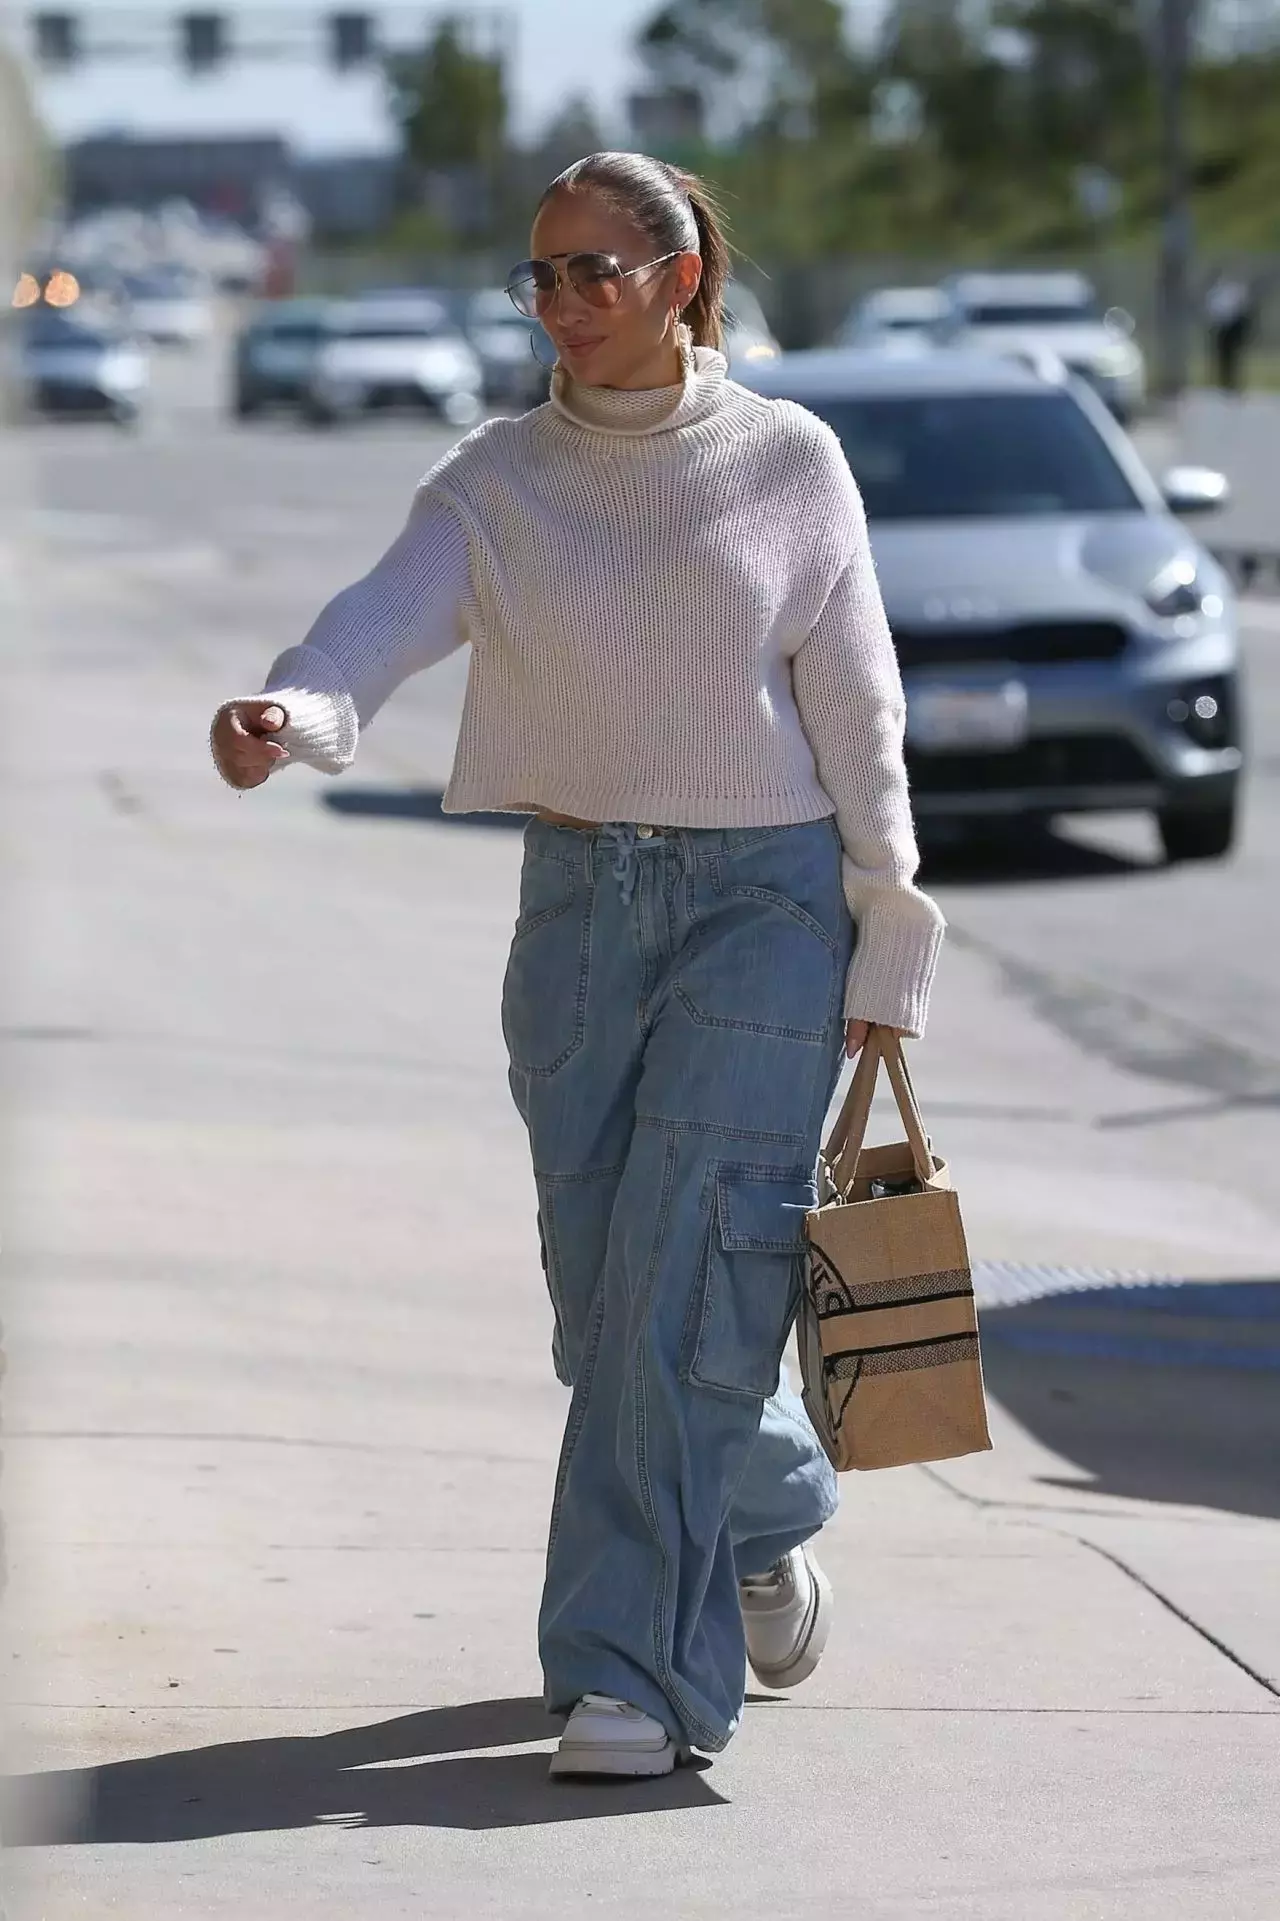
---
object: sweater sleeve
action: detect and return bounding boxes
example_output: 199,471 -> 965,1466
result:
790,479 -> 945,1038
211,492 -> 472,779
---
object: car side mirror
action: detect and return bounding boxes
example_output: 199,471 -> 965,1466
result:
1161,465 -> 1230,516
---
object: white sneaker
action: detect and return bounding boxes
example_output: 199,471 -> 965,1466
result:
740,1545 -> 832,1690
548,1693 -> 689,1780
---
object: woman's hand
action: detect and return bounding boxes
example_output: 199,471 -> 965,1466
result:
211,700 -> 290,790
846,1019 -> 906,1058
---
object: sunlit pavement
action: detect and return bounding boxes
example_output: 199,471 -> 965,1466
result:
1,350 -> 1277,1918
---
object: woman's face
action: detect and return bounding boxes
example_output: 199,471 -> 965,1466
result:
528,188 -> 701,389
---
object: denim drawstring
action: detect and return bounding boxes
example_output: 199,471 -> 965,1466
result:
600,822 -> 642,907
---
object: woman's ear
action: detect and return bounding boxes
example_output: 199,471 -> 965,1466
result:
675,254 -> 703,311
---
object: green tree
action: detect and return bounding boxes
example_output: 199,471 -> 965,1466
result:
386,16 -> 508,176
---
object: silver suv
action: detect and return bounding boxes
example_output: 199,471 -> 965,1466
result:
741,348 -> 1240,862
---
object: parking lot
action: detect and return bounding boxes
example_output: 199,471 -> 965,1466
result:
3,326 -> 1279,1916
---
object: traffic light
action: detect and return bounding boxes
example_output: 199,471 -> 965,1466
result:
330,12 -> 374,69
180,12 -> 227,71
34,11 -> 78,67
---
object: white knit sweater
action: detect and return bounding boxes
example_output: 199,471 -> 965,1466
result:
217,347 -> 945,1035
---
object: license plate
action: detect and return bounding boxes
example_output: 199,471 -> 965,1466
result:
907,678 -> 1030,751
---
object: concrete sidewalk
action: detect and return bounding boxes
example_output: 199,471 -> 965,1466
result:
2,446 -> 1278,1917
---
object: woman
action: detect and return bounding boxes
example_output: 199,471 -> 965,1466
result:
211,151 -> 945,1780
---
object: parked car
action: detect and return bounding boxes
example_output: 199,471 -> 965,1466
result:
11,304 -> 149,425
722,279 -> 781,366
304,294 -> 484,428
738,348 -> 1240,862
465,287 -> 551,409
836,285 -> 947,351
934,270 -> 1147,420
122,263 -> 215,346
232,299 -> 333,418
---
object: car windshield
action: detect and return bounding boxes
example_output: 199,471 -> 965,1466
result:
336,316 -> 447,341
24,308 -> 116,348
967,301 -> 1100,326
806,391 -> 1141,520
126,269 -> 199,297
257,320 -> 323,343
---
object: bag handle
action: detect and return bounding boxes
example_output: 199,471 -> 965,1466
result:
823,1027 -> 934,1196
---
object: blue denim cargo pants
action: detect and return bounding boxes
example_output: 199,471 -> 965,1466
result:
502,817 -> 854,1754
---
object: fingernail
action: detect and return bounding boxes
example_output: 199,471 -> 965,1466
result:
261,705 -> 285,730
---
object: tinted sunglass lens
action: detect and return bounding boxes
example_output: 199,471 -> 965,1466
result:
569,253 -> 625,309
505,263 -> 550,318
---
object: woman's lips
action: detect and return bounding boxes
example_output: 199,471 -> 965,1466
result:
559,338 -> 604,360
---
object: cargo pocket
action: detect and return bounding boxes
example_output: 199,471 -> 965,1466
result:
681,1169 -> 815,1400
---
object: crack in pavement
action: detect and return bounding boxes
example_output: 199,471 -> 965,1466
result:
917,1464 -> 1280,1702
946,921 -> 1280,1105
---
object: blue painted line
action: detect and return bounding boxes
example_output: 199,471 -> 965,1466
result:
1054,1282 -> 1280,1322
984,1323 -> 1280,1371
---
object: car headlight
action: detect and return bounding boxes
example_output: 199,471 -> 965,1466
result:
1144,557 -> 1225,624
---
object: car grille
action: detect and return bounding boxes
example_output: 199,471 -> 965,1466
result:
907,734 -> 1157,794
894,620 -> 1129,670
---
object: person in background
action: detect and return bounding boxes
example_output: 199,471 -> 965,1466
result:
209,150 -> 944,1783
1204,269 -> 1256,392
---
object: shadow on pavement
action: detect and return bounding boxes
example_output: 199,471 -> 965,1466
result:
3,1697 -> 724,1845
315,804 -> 1149,884
982,1280 -> 1280,1521
322,787 -> 525,829
919,820 -> 1149,888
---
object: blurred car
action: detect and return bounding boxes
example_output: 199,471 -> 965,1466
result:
465,287 -> 551,409
739,348 -> 1240,862
935,270 -> 1147,420
836,285 -> 947,352
122,264 -> 215,346
232,299 -> 332,418
723,279 -> 781,367
11,304 -> 149,425
191,215 -> 268,294
304,294 -> 484,428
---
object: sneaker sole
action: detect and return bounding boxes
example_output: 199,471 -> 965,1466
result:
747,1557 -> 832,1691
549,1739 -> 690,1781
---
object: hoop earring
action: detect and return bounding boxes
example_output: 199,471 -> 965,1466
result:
530,324 -> 559,371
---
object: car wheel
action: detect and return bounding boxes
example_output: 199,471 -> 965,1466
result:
233,391 -> 261,420
1157,796 -> 1238,863
302,398 -> 340,429
109,401 -> 140,430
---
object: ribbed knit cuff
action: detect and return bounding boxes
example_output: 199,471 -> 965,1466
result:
842,891 -> 946,1038
260,644 -> 359,775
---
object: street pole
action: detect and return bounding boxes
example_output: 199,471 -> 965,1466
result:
1154,0 -> 1195,401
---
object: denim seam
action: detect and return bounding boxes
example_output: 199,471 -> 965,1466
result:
635,1129 -> 723,1754
696,824 -> 799,857
509,851 -> 576,944
534,1162 -> 628,1186
536,1197 -> 572,1389
672,979 -> 827,1045
545,1271 -> 607,1569
724,884 -> 839,956
635,1113 -> 805,1146
511,857 -> 594,1079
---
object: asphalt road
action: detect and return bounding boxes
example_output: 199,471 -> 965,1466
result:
2,353 -> 1278,1917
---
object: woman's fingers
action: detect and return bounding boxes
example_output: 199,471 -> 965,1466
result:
213,700 -> 290,788
845,1018 -> 871,1058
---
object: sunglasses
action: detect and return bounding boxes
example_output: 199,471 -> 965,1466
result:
505,251 -> 683,320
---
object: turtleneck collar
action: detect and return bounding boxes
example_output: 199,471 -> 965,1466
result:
549,345 -> 730,438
